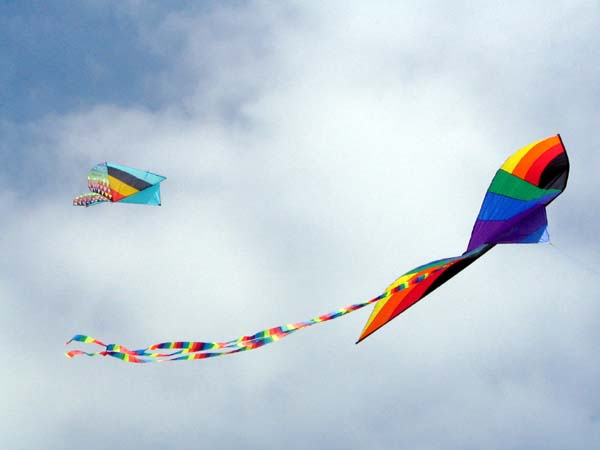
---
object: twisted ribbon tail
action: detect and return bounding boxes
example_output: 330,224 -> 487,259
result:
105,344 -> 186,358
65,295 -> 383,364
66,334 -> 107,347
65,350 -> 108,358
160,338 -> 279,362
104,351 -> 155,364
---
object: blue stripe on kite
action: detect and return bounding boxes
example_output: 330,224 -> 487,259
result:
108,163 -> 166,185
118,184 -> 162,205
477,192 -> 557,221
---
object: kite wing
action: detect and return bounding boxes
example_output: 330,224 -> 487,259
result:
73,162 -> 166,207
356,244 -> 494,342
357,134 -> 569,342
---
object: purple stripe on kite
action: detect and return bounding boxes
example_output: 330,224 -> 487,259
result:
467,207 -> 548,252
477,192 -> 558,221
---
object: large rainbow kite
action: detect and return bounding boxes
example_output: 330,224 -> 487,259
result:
67,134 -> 569,363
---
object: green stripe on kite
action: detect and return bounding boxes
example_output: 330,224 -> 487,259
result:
489,169 -> 561,201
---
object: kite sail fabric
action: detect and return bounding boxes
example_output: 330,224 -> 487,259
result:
73,162 -> 166,207
466,135 -> 568,252
66,134 -> 569,363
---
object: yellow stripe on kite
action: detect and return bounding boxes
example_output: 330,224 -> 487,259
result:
361,272 -> 416,332
500,140 -> 541,174
108,175 -> 140,197
386,273 -> 414,293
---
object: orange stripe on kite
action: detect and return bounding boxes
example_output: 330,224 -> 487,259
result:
511,135 -> 560,180
109,189 -> 125,202
500,141 -> 539,174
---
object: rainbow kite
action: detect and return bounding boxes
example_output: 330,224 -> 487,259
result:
67,134 -> 569,363
73,162 -> 166,207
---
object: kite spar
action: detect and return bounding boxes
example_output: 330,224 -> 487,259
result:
67,135 -> 569,363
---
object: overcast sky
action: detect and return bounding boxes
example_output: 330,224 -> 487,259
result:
2,1 -> 600,449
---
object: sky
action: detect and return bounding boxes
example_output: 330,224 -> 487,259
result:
2,1 -> 600,448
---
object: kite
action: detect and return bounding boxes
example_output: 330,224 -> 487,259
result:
66,134 -> 569,363
73,162 -> 166,207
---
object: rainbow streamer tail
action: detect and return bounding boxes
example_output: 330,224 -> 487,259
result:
65,295 -> 383,364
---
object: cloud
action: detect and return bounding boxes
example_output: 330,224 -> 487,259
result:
1,1 -> 600,448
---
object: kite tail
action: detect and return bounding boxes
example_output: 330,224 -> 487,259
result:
65,295 -> 384,364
